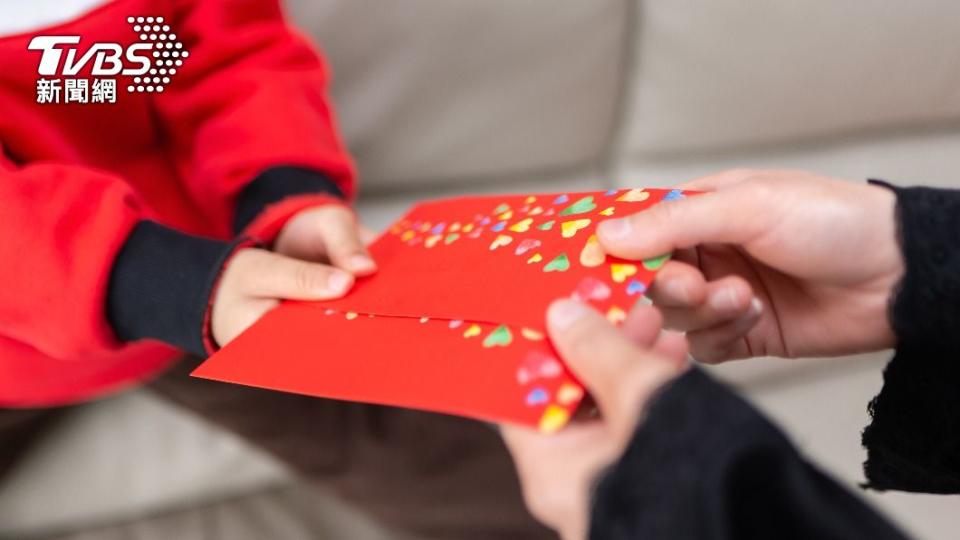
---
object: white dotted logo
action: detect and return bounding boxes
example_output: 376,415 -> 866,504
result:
28,15 -> 189,103
125,16 -> 188,94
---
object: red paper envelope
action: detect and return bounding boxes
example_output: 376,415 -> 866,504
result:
193,188 -> 686,432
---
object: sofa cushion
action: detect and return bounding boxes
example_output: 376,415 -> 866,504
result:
0,390 -> 289,537
621,1 -> 960,157
287,0 -> 629,190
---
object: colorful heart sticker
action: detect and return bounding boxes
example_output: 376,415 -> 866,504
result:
559,195 -> 597,216
425,235 -> 442,248
579,234 -> 605,267
610,263 -> 638,283
509,218 -> 533,233
430,223 -> 446,234
556,383 -> 584,406
527,253 -> 543,264
401,230 -> 415,242
449,319 -> 463,329
491,221 -> 507,232
537,220 -> 555,231
642,254 -> 670,270
573,276 -> 611,301
524,195 -> 537,204
517,351 -> 563,385
662,189 -> 684,201
489,234 -> 513,250
493,203 -> 510,214
525,387 -> 549,406
515,238 -> 542,256
520,328 -> 545,341
606,305 -> 626,324
599,207 -> 615,216
528,206 -> 544,216
444,233 -> 460,244
560,219 -> 591,238
463,324 -> 482,338
543,253 -> 571,272
553,194 -> 569,205
483,325 -> 513,347
539,405 -> 570,433
617,188 -> 650,202
626,280 -> 646,295
468,227 -> 483,239
498,210 -> 514,221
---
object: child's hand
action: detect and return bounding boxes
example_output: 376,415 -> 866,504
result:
212,204 -> 376,347
273,204 -> 377,274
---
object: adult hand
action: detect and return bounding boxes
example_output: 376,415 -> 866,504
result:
501,300 -> 688,540
212,204 -> 376,346
597,169 -> 903,362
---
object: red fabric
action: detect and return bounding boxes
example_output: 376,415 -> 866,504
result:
0,0 -> 355,407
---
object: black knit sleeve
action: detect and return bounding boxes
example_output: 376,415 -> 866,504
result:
233,166 -> 343,234
862,181 -> 960,492
106,221 -> 245,357
590,369 -> 908,540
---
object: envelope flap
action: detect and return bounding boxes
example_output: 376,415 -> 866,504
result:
315,188 -> 677,330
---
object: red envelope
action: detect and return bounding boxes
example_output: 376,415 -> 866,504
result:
193,188 -> 685,432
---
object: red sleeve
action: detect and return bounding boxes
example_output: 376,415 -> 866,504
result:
156,0 -> 356,236
0,145 -> 141,359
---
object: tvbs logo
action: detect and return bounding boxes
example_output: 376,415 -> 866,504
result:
28,16 -> 188,104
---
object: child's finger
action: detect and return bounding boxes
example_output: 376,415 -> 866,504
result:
318,207 -> 377,275
239,249 -> 354,300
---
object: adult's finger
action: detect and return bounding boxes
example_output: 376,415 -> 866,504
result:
620,303 -> 664,347
317,206 -> 377,275
236,249 -> 355,300
657,275 -> 755,332
686,299 -> 763,363
676,168 -> 756,191
645,261 -> 708,308
596,182 -> 769,260
546,300 -> 674,437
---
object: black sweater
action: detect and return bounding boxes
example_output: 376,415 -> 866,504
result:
589,182 -> 960,539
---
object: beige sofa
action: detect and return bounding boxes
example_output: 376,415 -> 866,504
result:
3,1 -> 960,538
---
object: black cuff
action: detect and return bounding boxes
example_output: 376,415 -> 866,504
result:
589,369 -> 794,539
233,166 -> 344,235
867,180 -> 960,351
863,180 -> 960,493
107,221 -> 243,357
591,369 -> 905,540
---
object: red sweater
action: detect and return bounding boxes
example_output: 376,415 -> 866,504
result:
0,0 -> 355,406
